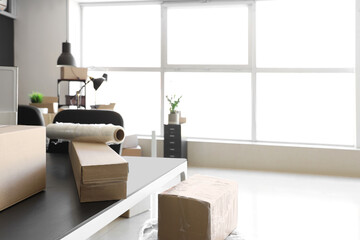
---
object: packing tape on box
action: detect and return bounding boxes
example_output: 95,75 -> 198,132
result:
46,123 -> 125,144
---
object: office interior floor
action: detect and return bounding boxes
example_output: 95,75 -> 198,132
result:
88,166 -> 360,240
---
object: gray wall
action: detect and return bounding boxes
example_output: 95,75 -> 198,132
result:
15,0 -> 66,104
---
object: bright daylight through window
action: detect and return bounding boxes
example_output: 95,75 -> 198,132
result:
81,0 -> 355,146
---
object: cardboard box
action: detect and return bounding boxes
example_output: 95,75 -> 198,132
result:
122,134 -> 138,149
121,145 -> 142,157
69,141 -> 128,202
61,67 -> 88,80
97,103 -> 116,110
30,102 -> 58,113
42,96 -> 58,104
158,175 -> 238,240
43,113 -> 56,126
0,125 -> 46,211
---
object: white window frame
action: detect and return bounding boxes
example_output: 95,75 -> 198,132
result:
78,0 -> 359,148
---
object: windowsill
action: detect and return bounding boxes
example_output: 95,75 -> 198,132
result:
138,135 -> 357,151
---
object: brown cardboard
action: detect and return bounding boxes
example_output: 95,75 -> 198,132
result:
97,103 -> 116,110
42,113 -> 56,126
30,102 -> 58,113
42,96 -> 58,104
0,125 -> 46,211
158,174 -> 238,240
121,145 -> 142,157
69,141 -> 128,202
61,67 -> 88,80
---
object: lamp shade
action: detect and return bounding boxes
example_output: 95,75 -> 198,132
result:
57,42 -> 76,67
91,74 -> 108,91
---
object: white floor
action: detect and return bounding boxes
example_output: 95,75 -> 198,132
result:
88,167 -> 360,240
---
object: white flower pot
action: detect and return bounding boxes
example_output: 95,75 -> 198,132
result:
168,113 -> 180,125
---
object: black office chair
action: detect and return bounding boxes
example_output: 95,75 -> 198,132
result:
18,105 -> 45,126
47,109 -> 124,154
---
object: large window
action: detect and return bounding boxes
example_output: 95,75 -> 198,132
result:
167,5 -> 248,65
257,73 -> 355,145
80,0 -> 356,146
82,5 -> 160,67
87,71 -> 161,135
165,72 -> 252,140
256,0 -> 354,68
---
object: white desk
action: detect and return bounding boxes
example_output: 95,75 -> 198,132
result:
0,153 -> 187,240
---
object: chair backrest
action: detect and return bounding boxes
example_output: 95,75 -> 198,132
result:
48,109 -> 124,154
17,105 -> 45,126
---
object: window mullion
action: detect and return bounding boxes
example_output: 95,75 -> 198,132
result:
249,2 -> 257,142
161,6 -> 168,136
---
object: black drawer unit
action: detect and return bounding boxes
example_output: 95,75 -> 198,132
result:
164,124 -> 187,158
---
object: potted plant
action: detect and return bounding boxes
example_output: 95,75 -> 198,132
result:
166,95 -> 182,125
29,92 -> 50,114
30,92 -> 43,104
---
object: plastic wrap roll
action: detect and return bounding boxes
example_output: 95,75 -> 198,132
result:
46,123 -> 125,144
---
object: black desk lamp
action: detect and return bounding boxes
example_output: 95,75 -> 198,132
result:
75,74 -> 108,109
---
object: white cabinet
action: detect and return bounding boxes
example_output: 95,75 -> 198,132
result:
0,66 -> 18,125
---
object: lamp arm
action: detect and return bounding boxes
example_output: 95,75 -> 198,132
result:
70,80 -> 90,108
76,80 -> 90,94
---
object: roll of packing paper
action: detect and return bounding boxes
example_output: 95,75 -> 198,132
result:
46,123 -> 125,144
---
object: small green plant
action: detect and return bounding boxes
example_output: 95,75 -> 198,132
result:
166,95 -> 182,114
29,92 -> 43,103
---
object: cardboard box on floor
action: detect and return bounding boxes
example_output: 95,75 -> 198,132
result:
0,125 -> 46,211
121,145 -> 142,157
69,141 -> 128,202
158,174 -> 238,240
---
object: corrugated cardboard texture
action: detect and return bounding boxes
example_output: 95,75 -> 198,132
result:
30,102 -> 58,113
121,145 -> 142,157
61,67 -> 88,80
42,96 -> 58,103
79,181 -> 127,203
0,126 -> 46,211
69,141 -> 128,202
158,174 -> 238,240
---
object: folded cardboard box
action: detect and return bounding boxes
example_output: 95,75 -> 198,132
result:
69,141 -> 128,202
42,96 -> 58,104
0,125 -> 46,211
158,174 -> 238,240
43,113 -> 56,126
61,67 -> 88,80
121,145 -> 142,157
30,102 -> 58,113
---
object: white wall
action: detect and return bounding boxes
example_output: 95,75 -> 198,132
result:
15,0 -> 66,104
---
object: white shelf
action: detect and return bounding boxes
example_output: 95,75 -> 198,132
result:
0,0 -> 16,19
0,10 -> 15,19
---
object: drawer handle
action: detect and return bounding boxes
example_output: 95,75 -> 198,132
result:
170,148 -> 175,151
170,141 -> 175,144
169,135 -> 175,137
170,155 -> 175,157
170,128 -> 175,130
